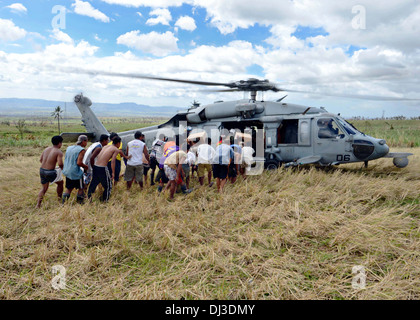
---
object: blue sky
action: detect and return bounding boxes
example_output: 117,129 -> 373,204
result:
0,1 -> 274,58
0,0 -> 419,118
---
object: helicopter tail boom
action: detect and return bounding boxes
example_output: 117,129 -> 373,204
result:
72,94 -> 109,141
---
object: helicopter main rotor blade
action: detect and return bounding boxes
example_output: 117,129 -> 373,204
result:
57,67 -> 420,101
200,89 -> 241,93
62,67 -> 232,87
275,88 -> 420,101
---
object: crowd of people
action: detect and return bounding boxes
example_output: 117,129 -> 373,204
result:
36,131 -> 255,208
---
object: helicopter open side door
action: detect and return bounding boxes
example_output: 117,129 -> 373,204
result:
270,118 -> 313,163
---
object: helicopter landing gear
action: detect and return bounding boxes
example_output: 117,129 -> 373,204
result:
264,159 -> 280,170
364,161 -> 369,168
393,157 -> 409,168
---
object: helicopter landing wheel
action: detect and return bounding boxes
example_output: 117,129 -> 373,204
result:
265,160 -> 280,170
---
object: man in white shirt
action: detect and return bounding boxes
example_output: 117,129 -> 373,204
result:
240,141 -> 255,179
196,137 -> 215,187
124,131 -> 150,190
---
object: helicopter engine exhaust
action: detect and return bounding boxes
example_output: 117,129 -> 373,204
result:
186,101 -> 264,123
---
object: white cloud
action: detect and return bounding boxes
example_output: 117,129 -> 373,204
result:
96,0 -> 420,52
175,16 -> 196,31
0,38 -> 260,105
6,3 -> 27,13
99,0 -> 186,7
44,40 -> 99,58
0,40 -> 103,104
94,34 -> 108,42
0,0 -> 419,117
72,0 -> 110,23
0,34 -> 418,117
0,19 -> 27,41
146,8 -> 172,26
51,29 -> 74,44
117,30 -> 178,56
265,25 -> 304,50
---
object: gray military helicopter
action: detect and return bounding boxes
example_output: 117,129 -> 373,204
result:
61,73 -> 414,171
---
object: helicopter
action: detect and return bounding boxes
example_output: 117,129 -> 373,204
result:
61,73 -> 414,173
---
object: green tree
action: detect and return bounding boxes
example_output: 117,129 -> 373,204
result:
16,119 -> 26,139
51,106 -> 63,134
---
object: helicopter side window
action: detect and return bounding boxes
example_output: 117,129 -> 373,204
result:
317,118 -> 344,139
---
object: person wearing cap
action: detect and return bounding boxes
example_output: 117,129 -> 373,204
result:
62,135 -> 89,204
124,131 -> 150,190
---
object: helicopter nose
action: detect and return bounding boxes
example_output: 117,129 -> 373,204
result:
376,140 -> 389,157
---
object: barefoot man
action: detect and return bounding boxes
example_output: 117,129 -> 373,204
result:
37,135 -> 64,208
62,135 -> 89,204
88,136 -> 129,202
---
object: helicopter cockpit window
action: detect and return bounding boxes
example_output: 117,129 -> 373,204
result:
336,118 -> 356,135
317,118 -> 344,139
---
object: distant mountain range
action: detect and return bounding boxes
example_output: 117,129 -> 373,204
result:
0,98 -> 187,117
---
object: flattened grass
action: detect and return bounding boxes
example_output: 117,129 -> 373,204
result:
0,149 -> 419,300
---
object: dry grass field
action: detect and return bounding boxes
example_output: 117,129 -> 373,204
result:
0,118 -> 419,300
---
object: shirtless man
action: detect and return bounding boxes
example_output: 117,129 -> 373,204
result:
37,136 -> 64,208
88,136 -> 130,201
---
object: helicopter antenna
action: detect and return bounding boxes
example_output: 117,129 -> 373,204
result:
277,95 -> 288,102
302,107 -> 311,115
